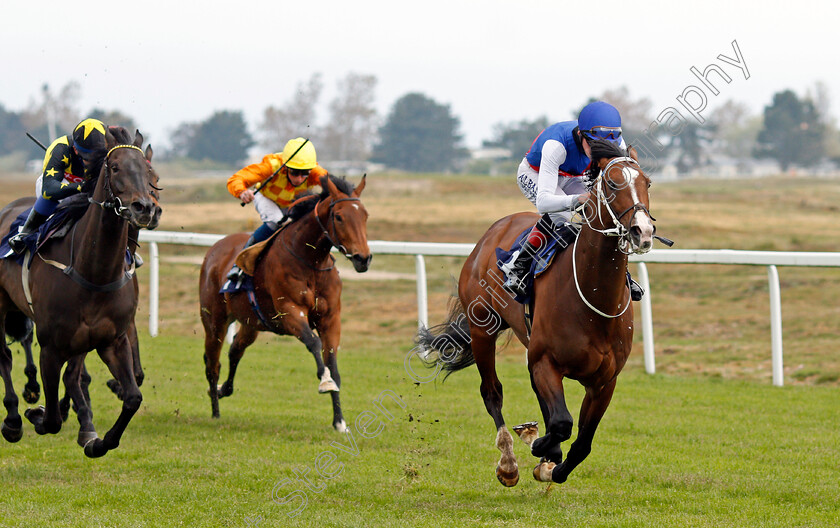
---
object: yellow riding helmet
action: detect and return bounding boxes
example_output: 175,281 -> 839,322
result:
281,137 -> 317,170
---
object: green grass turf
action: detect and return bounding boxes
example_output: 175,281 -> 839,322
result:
1,333 -> 837,527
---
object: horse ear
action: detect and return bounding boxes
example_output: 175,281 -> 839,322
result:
324,175 -> 343,198
105,127 -> 117,149
627,145 -> 639,163
352,174 -> 366,197
597,157 -> 610,171
145,144 -> 154,162
133,129 -> 144,148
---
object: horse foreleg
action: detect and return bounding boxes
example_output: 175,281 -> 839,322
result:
84,335 -> 141,458
318,317 -> 346,432
62,355 -> 97,447
21,331 -> 40,404
218,324 -> 259,399
472,332 -> 518,487
551,379 -> 617,484
528,355 -> 574,476
0,343 -> 23,442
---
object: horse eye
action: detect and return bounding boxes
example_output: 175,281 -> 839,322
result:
335,213 -> 344,222
111,163 -> 119,172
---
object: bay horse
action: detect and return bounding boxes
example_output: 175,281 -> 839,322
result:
199,174 -> 370,431
418,141 -> 656,486
0,127 -> 161,457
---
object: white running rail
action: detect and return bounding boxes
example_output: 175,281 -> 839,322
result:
139,231 -> 840,387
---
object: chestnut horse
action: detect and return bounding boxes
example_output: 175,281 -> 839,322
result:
0,127 -> 161,457
419,142 -> 656,485
199,174 -> 370,431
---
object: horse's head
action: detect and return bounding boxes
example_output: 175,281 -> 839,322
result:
95,127 -> 162,229
321,174 -> 371,272
586,141 -> 655,254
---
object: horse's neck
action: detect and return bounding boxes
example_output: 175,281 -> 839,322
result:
575,226 -> 628,300
75,191 -> 129,278
281,206 -> 333,266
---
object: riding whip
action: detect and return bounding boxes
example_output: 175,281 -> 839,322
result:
240,137 -> 310,206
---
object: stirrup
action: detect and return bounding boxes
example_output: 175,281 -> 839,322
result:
629,277 -> 644,301
8,233 -> 29,254
133,253 -> 144,268
226,265 -> 244,282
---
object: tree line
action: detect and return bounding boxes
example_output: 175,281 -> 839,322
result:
1,78 -> 837,175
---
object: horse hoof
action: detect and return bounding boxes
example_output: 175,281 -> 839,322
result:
23,385 -> 40,404
84,438 -> 108,458
1,422 -> 23,443
512,421 -> 539,447
318,380 -> 339,393
217,383 -> 233,398
333,420 -> 348,433
106,379 -> 124,400
77,431 -> 99,448
24,406 -> 45,425
533,461 -> 556,482
496,465 -> 520,487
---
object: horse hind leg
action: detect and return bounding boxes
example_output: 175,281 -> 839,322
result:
21,330 -> 40,404
0,343 -> 23,442
472,331 -> 519,487
62,356 -> 97,447
24,350 -> 63,436
202,308 -> 228,419
218,324 -> 259,399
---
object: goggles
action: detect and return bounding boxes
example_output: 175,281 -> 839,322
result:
582,127 -> 622,141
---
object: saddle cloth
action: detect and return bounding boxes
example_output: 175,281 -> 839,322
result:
495,223 -> 579,304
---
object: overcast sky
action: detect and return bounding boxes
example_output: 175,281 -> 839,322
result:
0,0 -> 836,150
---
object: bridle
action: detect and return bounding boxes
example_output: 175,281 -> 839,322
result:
314,196 -> 362,258
280,195 -> 362,272
584,156 -> 655,255
88,144 -> 146,219
572,156 -> 654,318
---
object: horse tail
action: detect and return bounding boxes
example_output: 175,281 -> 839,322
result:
416,296 -> 475,378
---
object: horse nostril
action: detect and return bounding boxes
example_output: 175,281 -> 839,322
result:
131,200 -> 151,216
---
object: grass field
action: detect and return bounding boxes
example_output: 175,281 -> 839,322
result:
0,169 -> 838,526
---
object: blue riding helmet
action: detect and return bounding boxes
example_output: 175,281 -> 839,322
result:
579,101 -> 622,143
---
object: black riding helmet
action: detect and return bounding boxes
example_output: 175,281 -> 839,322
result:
72,118 -> 108,160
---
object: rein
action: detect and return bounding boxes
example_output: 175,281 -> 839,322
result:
314,196 -> 361,257
277,195 -> 359,272
571,155 -> 652,318
586,156 -> 654,255
88,144 -> 145,219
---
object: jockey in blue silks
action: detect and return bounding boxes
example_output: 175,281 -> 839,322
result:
500,101 -> 644,300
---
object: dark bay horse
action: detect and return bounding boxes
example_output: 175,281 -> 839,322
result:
0,127 -> 161,457
419,143 -> 656,486
199,174 -> 371,431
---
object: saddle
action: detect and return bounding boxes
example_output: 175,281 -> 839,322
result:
0,195 -> 90,266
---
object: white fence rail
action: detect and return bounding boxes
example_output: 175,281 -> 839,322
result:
139,231 -> 840,387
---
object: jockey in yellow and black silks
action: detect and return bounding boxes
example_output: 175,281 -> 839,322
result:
8,118 -> 108,254
225,137 -> 328,281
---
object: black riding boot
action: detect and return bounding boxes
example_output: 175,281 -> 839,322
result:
8,209 -> 49,254
627,271 -> 644,301
501,239 -> 541,298
127,225 -> 143,268
226,234 -> 258,282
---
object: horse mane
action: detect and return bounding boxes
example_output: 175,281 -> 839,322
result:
285,173 -> 356,223
588,139 -> 627,166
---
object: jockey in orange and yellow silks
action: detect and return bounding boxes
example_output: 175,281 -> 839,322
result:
225,137 -> 328,281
